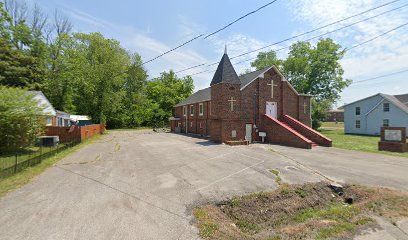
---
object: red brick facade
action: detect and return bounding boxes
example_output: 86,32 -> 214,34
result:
170,53 -> 332,149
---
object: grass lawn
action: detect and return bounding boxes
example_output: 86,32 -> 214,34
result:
0,146 -> 60,171
194,182 -> 408,240
319,122 -> 408,158
0,134 -> 102,198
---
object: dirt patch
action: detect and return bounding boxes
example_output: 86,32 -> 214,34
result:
193,182 -> 408,240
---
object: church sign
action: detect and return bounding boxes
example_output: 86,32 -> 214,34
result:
379,127 -> 408,153
384,129 -> 402,142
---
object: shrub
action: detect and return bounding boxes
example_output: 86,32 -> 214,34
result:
0,87 -> 45,152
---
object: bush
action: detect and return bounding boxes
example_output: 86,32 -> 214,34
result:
0,87 -> 45,152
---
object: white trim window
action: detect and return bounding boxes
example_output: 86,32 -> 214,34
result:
383,103 -> 390,112
383,119 -> 390,127
190,121 -> 193,127
46,117 -> 53,126
355,120 -> 361,129
199,103 -> 204,116
183,106 -> 187,116
190,105 -> 194,116
355,107 -> 361,116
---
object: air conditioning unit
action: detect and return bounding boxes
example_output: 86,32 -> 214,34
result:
37,136 -> 59,147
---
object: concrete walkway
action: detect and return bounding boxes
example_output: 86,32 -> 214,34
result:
0,131 -> 407,240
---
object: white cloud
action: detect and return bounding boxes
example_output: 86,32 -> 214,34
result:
286,0 -> 408,105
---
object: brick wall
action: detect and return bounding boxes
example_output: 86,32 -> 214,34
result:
263,115 -> 312,149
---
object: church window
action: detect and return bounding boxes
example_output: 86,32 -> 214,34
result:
199,103 -> 204,116
190,105 -> 194,116
190,121 -> 193,127
383,103 -> 390,112
183,106 -> 186,116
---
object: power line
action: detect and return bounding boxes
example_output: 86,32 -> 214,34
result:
140,33 -> 204,66
172,0 -> 403,73
188,21 -> 408,77
142,1 -> 280,67
346,22 -> 408,51
230,1 -> 408,60
204,0 -> 279,39
175,63 -> 206,74
352,69 -> 408,84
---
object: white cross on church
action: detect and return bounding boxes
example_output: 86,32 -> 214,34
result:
228,97 -> 236,111
303,101 -> 307,114
267,79 -> 278,98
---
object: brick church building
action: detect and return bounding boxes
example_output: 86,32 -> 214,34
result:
170,50 -> 332,149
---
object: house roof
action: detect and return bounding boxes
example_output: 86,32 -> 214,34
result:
27,91 -> 56,116
342,93 -> 408,115
174,87 -> 211,107
210,53 -> 241,86
382,94 -> 408,115
70,115 -> 91,121
239,67 -> 271,89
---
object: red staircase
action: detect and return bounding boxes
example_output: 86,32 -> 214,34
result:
263,114 -> 332,149
281,115 -> 332,147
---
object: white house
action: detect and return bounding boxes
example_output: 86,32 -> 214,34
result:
343,93 -> 408,135
28,91 -> 57,126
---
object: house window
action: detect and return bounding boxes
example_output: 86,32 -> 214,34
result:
178,122 -> 181,127
383,119 -> 389,127
46,117 -> 52,126
190,105 -> 194,116
355,107 -> 360,115
355,120 -> 361,129
199,122 -> 202,128
199,103 -> 204,116
183,106 -> 186,116
190,121 -> 193,127
383,103 -> 390,112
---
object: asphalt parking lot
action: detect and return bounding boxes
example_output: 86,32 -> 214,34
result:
0,130 -> 407,240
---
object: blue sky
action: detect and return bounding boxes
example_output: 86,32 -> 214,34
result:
29,0 -> 408,106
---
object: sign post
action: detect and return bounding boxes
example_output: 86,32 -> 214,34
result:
378,127 -> 408,153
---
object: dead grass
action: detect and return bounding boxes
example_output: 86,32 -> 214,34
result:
193,182 -> 408,240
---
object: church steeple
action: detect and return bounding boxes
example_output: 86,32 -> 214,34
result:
210,49 -> 240,86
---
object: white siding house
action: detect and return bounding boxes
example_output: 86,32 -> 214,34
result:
28,91 -> 57,126
343,93 -> 408,135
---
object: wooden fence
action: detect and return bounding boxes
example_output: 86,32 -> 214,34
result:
45,124 -> 105,143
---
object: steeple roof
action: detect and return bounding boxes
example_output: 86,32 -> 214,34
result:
210,53 -> 241,86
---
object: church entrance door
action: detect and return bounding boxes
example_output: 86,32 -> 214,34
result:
245,124 -> 252,143
266,102 -> 277,118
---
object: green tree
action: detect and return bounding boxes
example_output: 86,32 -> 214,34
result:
121,53 -> 149,127
0,87 -> 45,152
146,71 -> 194,127
250,50 -> 283,70
0,38 -> 44,89
283,39 -> 351,102
69,32 -> 130,127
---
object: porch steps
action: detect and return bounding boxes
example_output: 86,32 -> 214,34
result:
279,122 -> 319,148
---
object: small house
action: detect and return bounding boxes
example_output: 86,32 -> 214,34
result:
28,91 -> 57,126
343,93 -> 408,135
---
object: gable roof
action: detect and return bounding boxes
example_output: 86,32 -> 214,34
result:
382,94 -> 408,115
210,53 -> 241,86
27,91 -> 56,116
342,93 -> 408,115
239,67 -> 271,89
174,87 -> 211,107
175,58 -> 312,107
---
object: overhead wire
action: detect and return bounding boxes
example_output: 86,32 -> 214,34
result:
168,0 -> 404,75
